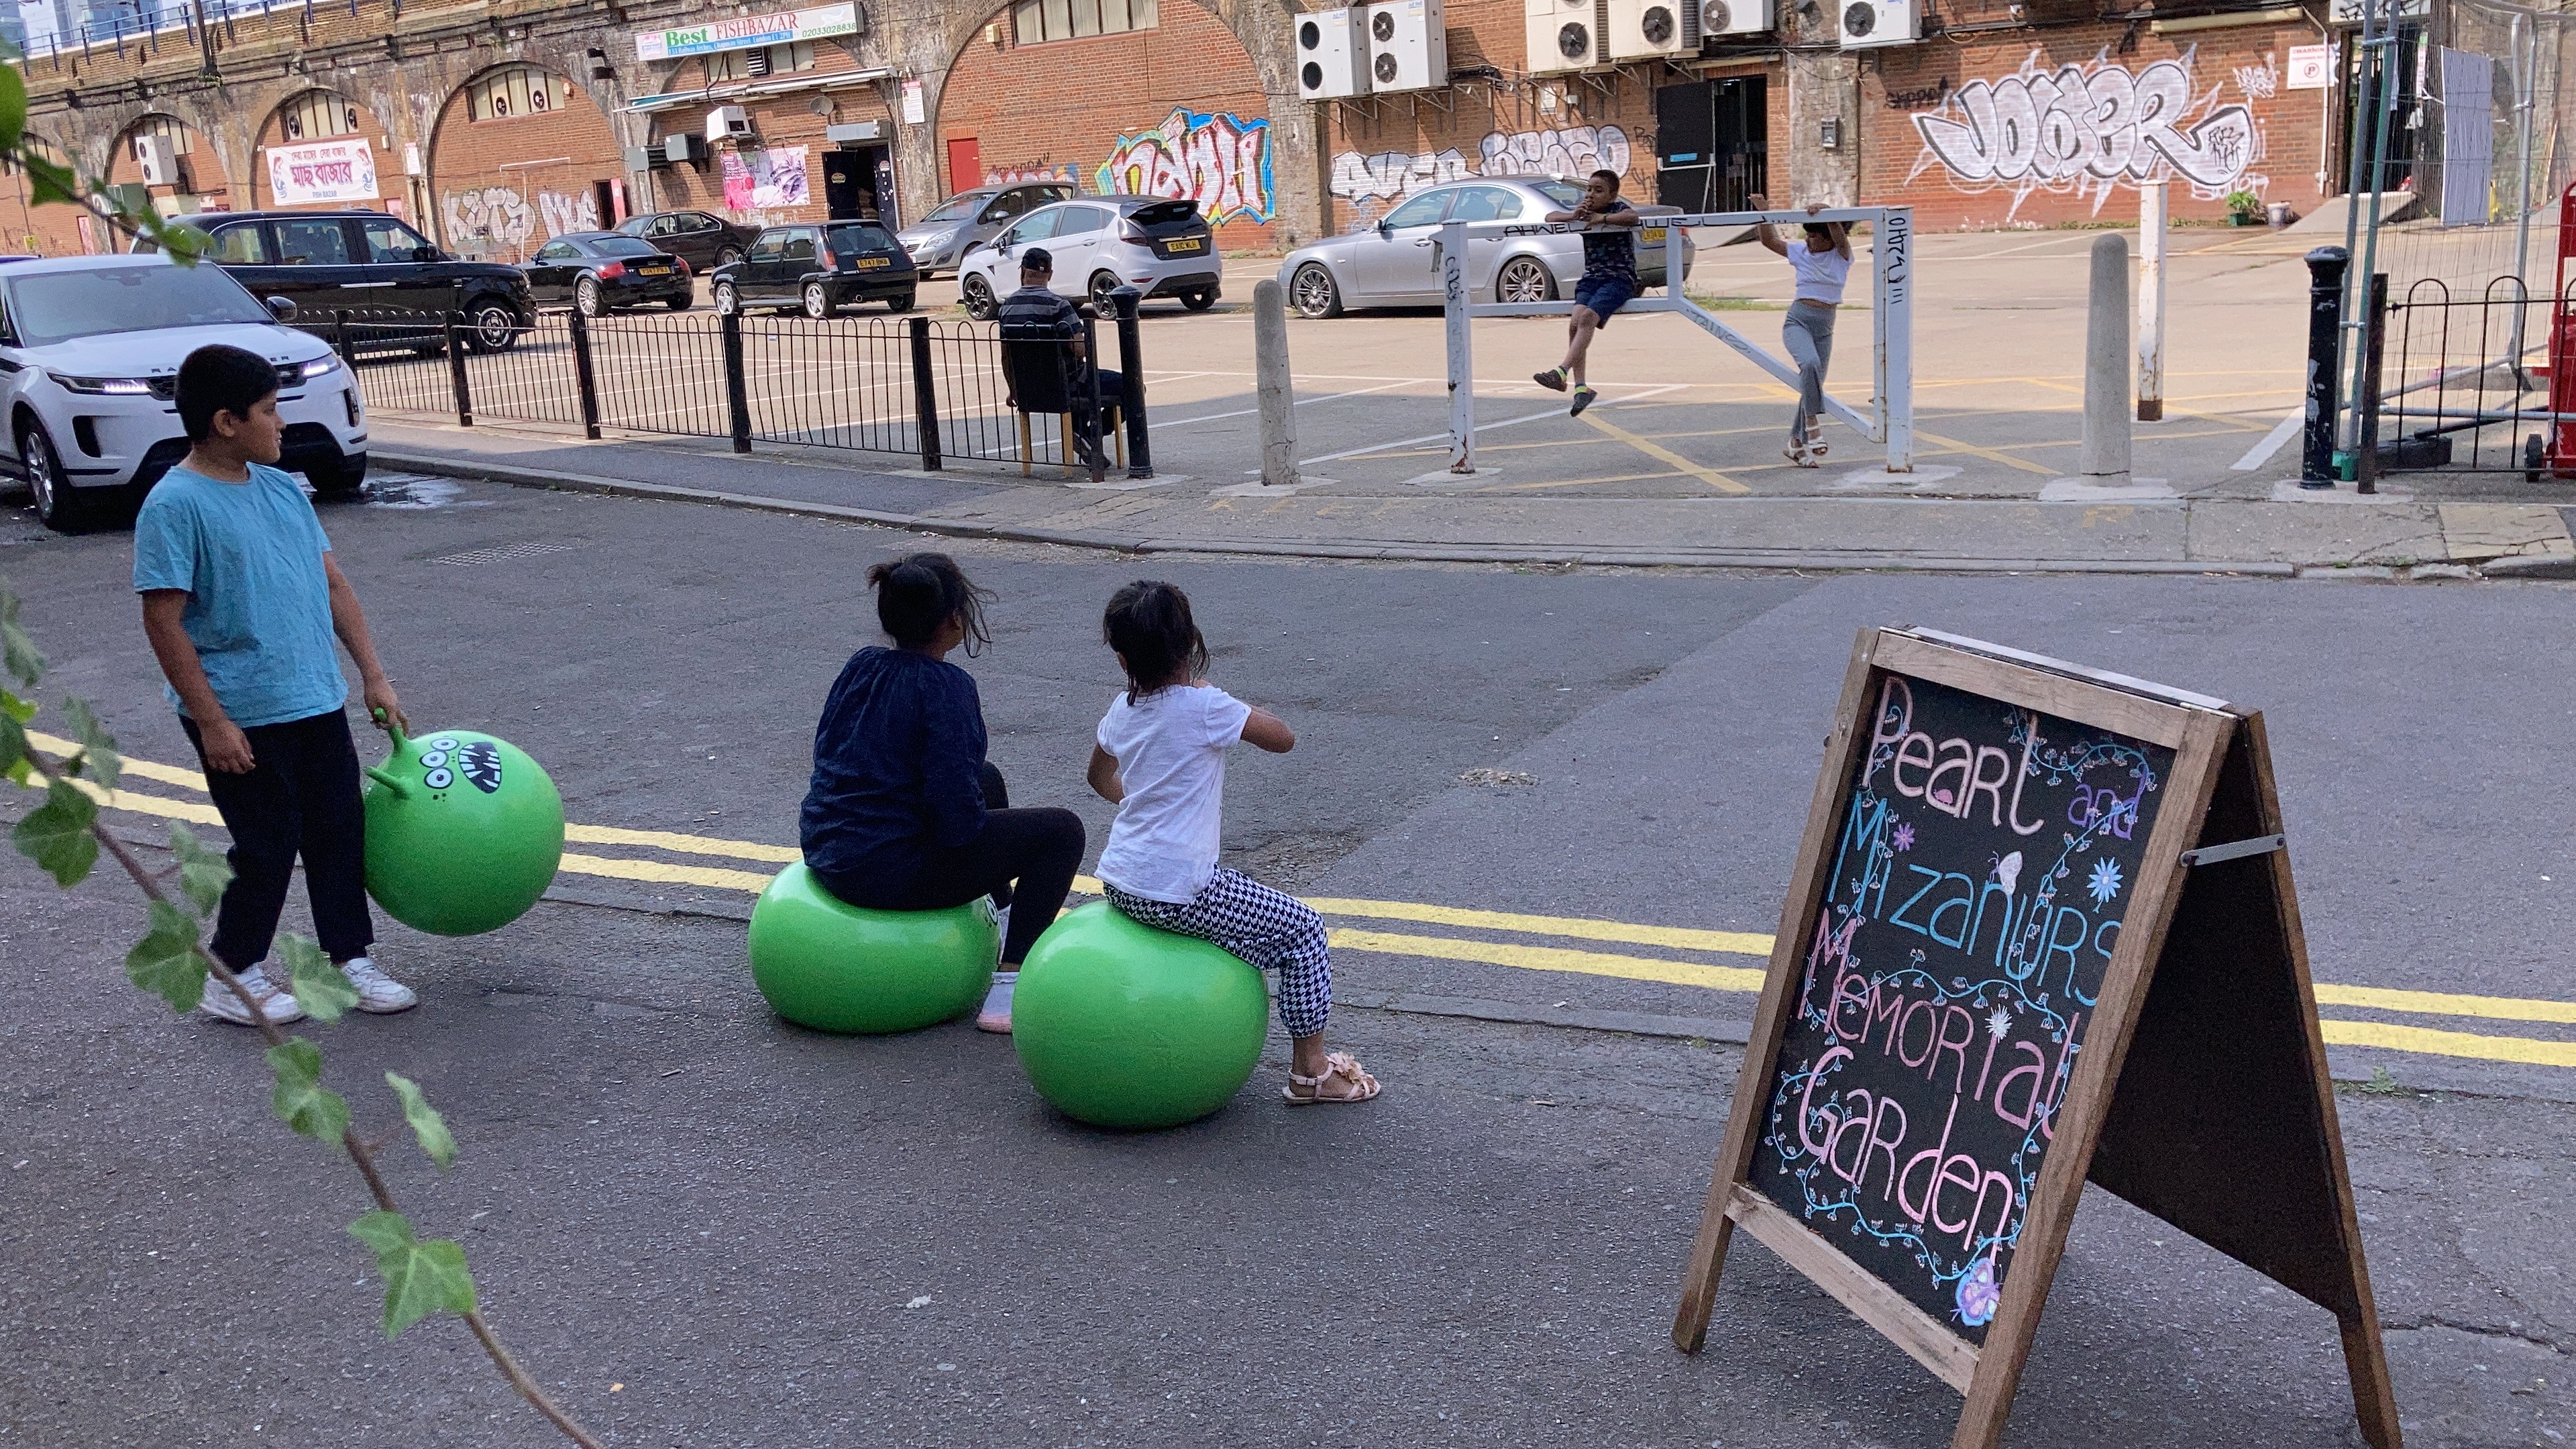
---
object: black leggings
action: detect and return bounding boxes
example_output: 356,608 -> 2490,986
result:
180,709 -> 375,973
814,763 -> 1083,965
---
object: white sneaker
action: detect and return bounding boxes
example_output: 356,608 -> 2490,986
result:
200,965 -> 306,1026
338,957 -> 419,1014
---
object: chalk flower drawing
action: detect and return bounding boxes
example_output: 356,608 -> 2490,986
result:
1908,45 -> 2261,220
1988,1005 -> 2015,1040
2086,856 -> 2123,904
1892,820 -> 1916,852
1956,1254 -> 2002,1327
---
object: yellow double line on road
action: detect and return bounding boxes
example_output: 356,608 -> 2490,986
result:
27,733 -> 2576,1070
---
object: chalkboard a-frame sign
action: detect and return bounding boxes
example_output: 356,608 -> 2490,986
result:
1672,628 -> 2402,1449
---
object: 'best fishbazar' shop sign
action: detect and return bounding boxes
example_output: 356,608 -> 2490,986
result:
634,2 -> 858,60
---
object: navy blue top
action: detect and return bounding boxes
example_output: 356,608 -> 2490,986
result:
1579,203 -> 1640,282
799,647 -> 989,887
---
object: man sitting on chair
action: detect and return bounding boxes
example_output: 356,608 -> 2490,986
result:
996,247 -> 1146,474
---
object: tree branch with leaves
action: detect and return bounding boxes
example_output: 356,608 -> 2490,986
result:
0,576 -> 602,1447
1,51 -> 214,262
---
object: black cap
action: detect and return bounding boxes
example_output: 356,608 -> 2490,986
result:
1021,246 -> 1054,272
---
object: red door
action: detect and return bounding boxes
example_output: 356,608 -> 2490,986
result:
946,138 -> 981,197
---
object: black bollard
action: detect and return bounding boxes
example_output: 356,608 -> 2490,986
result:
1110,285 -> 1152,479
2302,246 -> 2349,488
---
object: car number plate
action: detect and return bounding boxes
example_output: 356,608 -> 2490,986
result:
1165,237 -> 1205,252
857,256 -> 891,269
1641,226 -> 1668,244
637,265 -> 672,275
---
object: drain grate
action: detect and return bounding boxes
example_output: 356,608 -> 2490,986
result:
431,541 -> 578,568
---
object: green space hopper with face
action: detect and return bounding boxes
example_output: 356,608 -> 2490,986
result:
362,727 -> 566,936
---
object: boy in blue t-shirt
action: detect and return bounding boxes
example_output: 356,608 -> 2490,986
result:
133,344 -> 416,1025
1531,168 -> 1640,418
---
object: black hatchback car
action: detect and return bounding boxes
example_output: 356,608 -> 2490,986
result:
710,222 -> 917,318
522,232 -> 692,315
138,210 -> 534,352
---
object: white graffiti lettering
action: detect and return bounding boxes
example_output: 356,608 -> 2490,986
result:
2234,59 -> 2278,100
1095,108 -> 1275,226
1908,47 -> 2261,219
536,189 -> 600,239
1327,125 -> 1631,229
441,185 -> 534,257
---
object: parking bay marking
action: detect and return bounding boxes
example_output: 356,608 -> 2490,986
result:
28,736 -> 2576,1063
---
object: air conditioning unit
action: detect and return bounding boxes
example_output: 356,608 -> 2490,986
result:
661,131 -> 706,164
1362,0 -> 1445,92
134,134 -> 180,188
1524,0 -> 1601,73
706,105 -> 755,146
1606,0 -> 1683,57
1294,7 -> 1366,99
1693,0 -> 1771,37
1837,0 -> 1915,47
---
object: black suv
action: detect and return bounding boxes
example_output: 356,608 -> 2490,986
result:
710,222 -> 917,318
139,211 -> 534,352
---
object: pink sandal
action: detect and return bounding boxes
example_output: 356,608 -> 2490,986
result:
1284,1052 -> 1382,1105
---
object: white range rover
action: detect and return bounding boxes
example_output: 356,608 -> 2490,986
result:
1,254 -> 367,531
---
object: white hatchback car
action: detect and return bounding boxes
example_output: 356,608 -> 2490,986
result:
1,254 -> 366,531
955,196 -> 1222,319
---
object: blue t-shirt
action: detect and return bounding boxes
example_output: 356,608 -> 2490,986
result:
799,647 -> 990,887
131,463 -> 347,729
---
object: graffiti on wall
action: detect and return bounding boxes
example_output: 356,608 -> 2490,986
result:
441,186 -> 600,259
1326,125 -> 1632,228
985,163 -> 1077,186
1095,108 -> 1275,226
1908,46 -> 2261,218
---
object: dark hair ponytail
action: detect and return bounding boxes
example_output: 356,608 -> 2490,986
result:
865,552 -> 994,655
1102,580 -> 1209,700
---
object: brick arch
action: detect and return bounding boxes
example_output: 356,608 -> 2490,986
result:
928,0 -> 1293,244
103,109 -> 233,211
424,58 -> 623,263
250,87 -> 399,211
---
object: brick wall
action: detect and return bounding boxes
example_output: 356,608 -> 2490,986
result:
643,44 -> 899,227
426,62 -> 623,262
1862,18 -> 2325,229
104,115 -> 235,216
250,91 -> 400,212
936,1 -> 1277,248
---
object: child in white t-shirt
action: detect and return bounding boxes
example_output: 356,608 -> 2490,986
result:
1085,580 -> 1381,1105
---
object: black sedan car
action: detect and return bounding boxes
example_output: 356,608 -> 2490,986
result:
614,210 -> 763,272
521,232 -> 691,314
710,222 -> 917,318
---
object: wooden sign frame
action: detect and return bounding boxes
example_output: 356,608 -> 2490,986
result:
1672,627 -> 2400,1449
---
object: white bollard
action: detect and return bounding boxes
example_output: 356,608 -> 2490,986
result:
1252,278 -> 1297,488
2137,179 -> 2167,423
2080,233 -> 2133,484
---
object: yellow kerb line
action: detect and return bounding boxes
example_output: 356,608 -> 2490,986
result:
29,759 -> 2576,1056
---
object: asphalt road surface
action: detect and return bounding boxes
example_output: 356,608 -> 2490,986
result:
0,478 -> 2567,1447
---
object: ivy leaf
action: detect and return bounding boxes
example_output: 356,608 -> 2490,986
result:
0,580 -> 43,688
11,777 -> 96,886
0,704 -> 24,785
124,899 -> 207,1012
384,1073 -> 458,1171
278,933 -> 355,1024
60,697 -> 119,790
151,220 -> 211,266
24,156 -> 80,209
166,821 -> 233,916
266,1038 -> 350,1149
347,1210 -> 478,1338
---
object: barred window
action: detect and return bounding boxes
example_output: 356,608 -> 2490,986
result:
1011,0 -> 1155,45
280,91 -> 362,142
704,42 -> 815,83
466,65 -> 568,121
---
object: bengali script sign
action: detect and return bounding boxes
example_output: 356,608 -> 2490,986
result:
266,138 -> 379,207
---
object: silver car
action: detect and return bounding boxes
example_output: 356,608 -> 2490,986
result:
1279,178 -> 1693,318
895,182 -> 1076,278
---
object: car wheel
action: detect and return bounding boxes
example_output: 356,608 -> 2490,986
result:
574,276 -> 604,317
1179,287 -> 1217,313
960,273 -> 998,321
1496,256 -> 1556,305
802,282 -> 837,320
17,421 -> 87,533
1088,271 -> 1123,311
885,290 -> 916,315
714,280 -> 740,317
716,247 -> 744,268
464,299 -> 521,353
1291,262 -> 1343,319
305,452 -> 368,500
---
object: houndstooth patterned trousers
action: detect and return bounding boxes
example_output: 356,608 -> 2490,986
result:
1105,867 -> 1333,1038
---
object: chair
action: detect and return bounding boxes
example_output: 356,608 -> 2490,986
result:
999,337 -> 1123,477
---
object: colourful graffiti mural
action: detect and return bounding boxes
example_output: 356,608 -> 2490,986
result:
985,163 -> 1078,186
1095,108 -> 1275,226
1907,46 -> 2262,218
